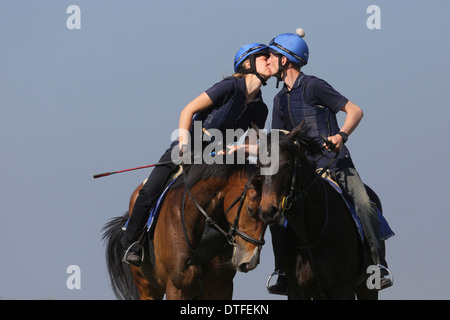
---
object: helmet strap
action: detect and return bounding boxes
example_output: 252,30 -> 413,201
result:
255,73 -> 267,86
241,55 -> 267,86
276,78 -> 281,89
275,55 -> 288,88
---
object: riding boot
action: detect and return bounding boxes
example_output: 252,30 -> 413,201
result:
267,271 -> 288,295
122,236 -> 145,267
267,223 -> 288,295
122,193 -> 154,267
122,147 -> 176,267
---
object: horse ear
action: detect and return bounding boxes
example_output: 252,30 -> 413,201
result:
288,120 -> 306,142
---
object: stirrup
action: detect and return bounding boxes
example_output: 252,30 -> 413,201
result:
378,264 -> 394,286
122,242 -> 144,265
266,270 -> 285,292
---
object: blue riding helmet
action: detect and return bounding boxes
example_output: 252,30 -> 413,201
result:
234,43 -> 269,72
268,30 -> 309,67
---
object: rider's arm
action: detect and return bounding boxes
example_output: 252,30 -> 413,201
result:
225,143 -> 259,156
179,78 -> 235,148
339,100 -> 363,136
178,92 -> 213,147
307,78 -> 363,151
325,101 -> 363,151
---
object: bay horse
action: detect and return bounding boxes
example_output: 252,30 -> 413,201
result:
257,123 -> 386,300
102,159 -> 266,299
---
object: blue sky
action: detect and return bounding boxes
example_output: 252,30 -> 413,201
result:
0,0 -> 449,300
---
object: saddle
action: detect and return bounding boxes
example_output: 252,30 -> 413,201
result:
142,166 -> 229,266
318,169 -> 395,243
145,166 -> 183,237
122,166 -> 182,236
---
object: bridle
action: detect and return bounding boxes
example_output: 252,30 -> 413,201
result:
267,142 -> 339,250
278,156 -> 330,250
181,168 -> 265,253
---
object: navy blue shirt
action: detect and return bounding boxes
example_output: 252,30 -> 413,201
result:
272,75 -> 348,129
171,76 -> 268,148
205,76 -> 268,131
272,73 -> 354,170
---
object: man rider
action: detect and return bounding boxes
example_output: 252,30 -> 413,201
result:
266,28 -> 393,294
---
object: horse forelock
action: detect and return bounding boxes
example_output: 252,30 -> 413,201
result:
278,131 -> 301,157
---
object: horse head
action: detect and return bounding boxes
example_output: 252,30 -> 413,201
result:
257,121 -> 309,225
226,172 -> 266,273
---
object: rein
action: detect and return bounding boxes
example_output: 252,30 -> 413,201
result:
279,152 -> 338,250
180,165 -> 265,254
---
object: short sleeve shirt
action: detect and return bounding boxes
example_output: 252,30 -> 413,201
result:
272,73 -> 354,170
205,77 -> 268,130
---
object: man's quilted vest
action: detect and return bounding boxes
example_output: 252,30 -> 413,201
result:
279,74 -> 340,149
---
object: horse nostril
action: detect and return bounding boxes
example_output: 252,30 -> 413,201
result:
258,205 -> 279,218
259,205 -> 281,224
238,263 -> 250,273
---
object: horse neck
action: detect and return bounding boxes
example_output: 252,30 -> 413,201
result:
296,152 -> 319,193
289,152 -> 327,234
221,170 -> 251,214
189,176 -> 226,217
185,169 -> 245,225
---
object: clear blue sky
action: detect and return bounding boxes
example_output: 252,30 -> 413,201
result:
1,0 -> 449,300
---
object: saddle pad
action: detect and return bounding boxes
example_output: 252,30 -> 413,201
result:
323,178 -> 395,243
122,176 -> 180,237
145,176 -> 180,237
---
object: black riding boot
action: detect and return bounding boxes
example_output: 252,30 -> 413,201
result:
122,148 -> 176,267
122,189 -> 156,267
267,223 -> 288,295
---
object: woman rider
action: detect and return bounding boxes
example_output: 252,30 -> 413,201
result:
122,43 -> 271,266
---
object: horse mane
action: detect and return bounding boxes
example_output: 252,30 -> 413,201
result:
277,125 -> 322,157
171,125 -> 320,189
172,157 -> 257,189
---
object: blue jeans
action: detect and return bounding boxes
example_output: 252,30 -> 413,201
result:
334,167 -> 386,266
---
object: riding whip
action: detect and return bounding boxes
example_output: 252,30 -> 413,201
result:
92,153 -> 218,179
93,161 -> 173,179
94,128 -> 219,179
